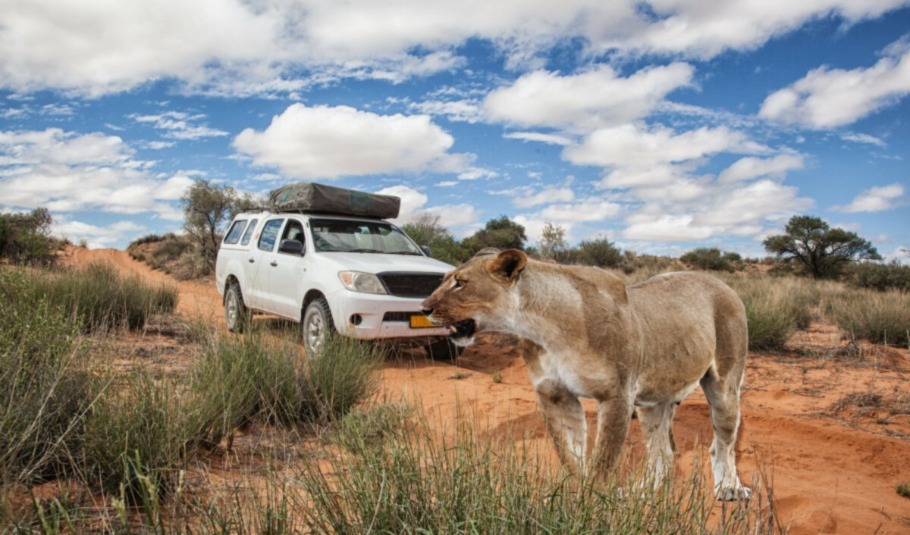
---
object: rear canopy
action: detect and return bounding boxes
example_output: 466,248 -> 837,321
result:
268,183 -> 400,219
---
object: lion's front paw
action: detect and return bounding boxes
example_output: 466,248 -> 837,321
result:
716,485 -> 752,501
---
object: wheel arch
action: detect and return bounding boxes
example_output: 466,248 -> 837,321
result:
223,275 -> 242,305
302,289 -> 327,317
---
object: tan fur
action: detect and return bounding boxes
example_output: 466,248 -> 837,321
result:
421,249 -> 751,500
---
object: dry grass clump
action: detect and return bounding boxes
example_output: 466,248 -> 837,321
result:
721,274 -> 822,351
192,329 -> 381,444
288,406 -> 779,534
823,288 -> 910,346
1,262 -> 177,333
1,263 -> 380,530
0,293 -> 103,487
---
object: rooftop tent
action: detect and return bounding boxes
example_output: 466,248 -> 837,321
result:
268,182 -> 401,219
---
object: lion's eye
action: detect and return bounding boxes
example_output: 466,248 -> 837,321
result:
453,278 -> 466,289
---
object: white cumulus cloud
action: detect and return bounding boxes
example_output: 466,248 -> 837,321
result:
376,185 -> 480,230
485,63 -> 694,131
834,183 -> 905,212
0,128 -> 191,219
513,186 -> 575,208
2,0 -> 906,97
760,37 -> 910,128
597,0 -> 908,59
566,124 -> 765,170
233,104 -> 467,180
717,154 -> 805,184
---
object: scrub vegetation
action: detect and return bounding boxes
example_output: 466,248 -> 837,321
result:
2,203 -> 906,532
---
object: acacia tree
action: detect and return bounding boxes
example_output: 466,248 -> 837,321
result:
538,222 -> 568,261
181,179 -> 259,271
763,215 -> 880,279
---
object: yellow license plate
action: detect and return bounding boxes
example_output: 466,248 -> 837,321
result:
409,314 -> 436,329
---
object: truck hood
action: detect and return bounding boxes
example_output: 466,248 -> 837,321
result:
316,252 -> 454,274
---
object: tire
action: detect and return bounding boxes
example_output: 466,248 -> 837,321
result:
302,298 -> 335,357
425,338 -> 463,361
224,281 -> 249,333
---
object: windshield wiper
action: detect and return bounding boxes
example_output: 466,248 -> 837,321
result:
346,248 -> 384,253
388,251 -> 423,255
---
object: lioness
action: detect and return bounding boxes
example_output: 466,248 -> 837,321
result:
421,249 -> 751,500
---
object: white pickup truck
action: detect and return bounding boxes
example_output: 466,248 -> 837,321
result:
214,211 -> 459,358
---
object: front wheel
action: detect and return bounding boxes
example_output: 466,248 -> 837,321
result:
224,281 -> 249,333
302,298 -> 335,357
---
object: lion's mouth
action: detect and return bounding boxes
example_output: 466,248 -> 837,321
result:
447,319 -> 477,345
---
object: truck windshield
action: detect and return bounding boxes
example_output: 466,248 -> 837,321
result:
310,219 -> 423,255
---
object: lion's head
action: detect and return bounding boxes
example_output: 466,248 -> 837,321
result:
421,248 -> 527,347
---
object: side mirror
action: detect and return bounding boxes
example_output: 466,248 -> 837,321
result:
278,239 -> 305,255
421,246 -> 432,257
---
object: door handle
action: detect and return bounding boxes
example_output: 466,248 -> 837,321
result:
270,261 -> 278,267
248,258 -> 254,263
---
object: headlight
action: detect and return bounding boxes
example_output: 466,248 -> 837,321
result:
338,271 -> 387,295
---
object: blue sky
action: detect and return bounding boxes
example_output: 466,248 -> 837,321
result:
1,1 -> 909,260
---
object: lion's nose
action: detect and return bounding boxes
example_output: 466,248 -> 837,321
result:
420,298 -> 433,316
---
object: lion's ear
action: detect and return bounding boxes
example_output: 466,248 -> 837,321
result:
488,249 -> 527,282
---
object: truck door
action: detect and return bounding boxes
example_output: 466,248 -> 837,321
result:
237,217 -> 259,294
249,217 -> 285,311
261,218 -> 308,319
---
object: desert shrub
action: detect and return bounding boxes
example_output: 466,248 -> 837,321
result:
0,275 -> 103,485
846,261 -> 910,293
192,330 -> 380,446
152,237 -> 193,264
294,334 -> 382,425
618,251 -> 678,276
824,289 -> 910,346
82,372 -> 197,501
575,238 -> 622,268
0,208 -> 66,265
191,333 -> 298,446
128,233 -> 167,247
680,247 -> 741,272
723,275 -> 818,351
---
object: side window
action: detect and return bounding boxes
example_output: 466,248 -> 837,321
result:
280,220 -> 305,248
223,219 -> 247,245
240,218 -> 258,245
258,219 -> 284,252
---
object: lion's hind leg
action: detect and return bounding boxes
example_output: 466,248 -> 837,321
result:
636,402 -> 677,486
535,379 -> 587,473
700,368 -> 751,501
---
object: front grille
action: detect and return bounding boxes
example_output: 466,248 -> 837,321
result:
377,272 -> 444,298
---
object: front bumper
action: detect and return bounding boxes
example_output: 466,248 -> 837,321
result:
327,290 -> 449,341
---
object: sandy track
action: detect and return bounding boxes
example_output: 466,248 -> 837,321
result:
65,247 -> 910,533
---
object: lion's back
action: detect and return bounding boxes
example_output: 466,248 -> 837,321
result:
629,271 -> 747,349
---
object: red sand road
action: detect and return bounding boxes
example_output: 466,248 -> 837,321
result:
63,247 -> 910,534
